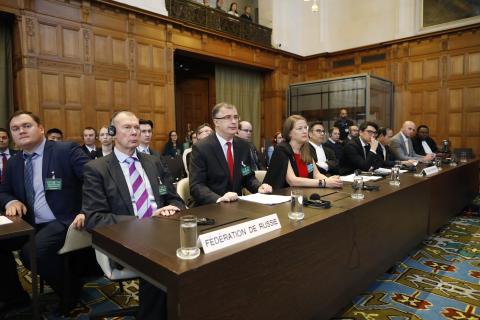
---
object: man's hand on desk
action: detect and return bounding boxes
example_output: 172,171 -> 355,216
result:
257,183 -> 272,194
71,213 -> 85,230
5,200 -> 27,217
401,160 -> 416,166
217,192 -> 239,203
153,205 -> 181,217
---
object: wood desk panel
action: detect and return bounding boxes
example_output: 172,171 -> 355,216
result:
92,160 -> 479,320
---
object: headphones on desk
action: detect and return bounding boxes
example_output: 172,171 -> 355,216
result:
303,193 -> 331,209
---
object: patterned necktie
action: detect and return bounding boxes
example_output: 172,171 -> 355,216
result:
226,142 -> 234,181
23,153 -> 36,209
364,145 -> 370,160
1,153 -> 7,184
124,157 -> 153,219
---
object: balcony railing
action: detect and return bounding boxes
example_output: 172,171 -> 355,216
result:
165,0 -> 272,47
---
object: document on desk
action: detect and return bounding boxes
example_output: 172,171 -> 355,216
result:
0,216 -> 13,225
374,168 -> 408,174
340,174 -> 383,182
239,193 -> 291,205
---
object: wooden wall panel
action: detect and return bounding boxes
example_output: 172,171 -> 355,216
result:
468,52 -> 480,74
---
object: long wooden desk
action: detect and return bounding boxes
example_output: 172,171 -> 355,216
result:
92,159 -> 479,320
0,216 -> 38,319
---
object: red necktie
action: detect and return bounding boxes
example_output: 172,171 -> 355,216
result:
1,153 -> 7,184
226,142 -> 234,181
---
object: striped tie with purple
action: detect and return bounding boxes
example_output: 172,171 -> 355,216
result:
125,157 -> 153,219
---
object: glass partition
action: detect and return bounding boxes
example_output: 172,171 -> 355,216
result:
287,74 -> 393,130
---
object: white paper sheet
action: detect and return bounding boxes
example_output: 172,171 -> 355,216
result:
0,216 -> 13,225
239,193 -> 291,205
340,174 -> 383,182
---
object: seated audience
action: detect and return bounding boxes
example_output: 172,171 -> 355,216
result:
376,127 -> 416,168
81,126 -> 97,159
344,125 -> 359,144
236,120 -> 266,170
324,126 -> 343,162
240,5 -> 252,20
83,111 -> 185,320
390,121 -> 435,162
0,128 -> 16,184
339,121 -> 383,175
216,0 -> 224,11
46,128 -> 63,141
137,119 -> 161,157
0,111 -> 89,316
203,0 -> 210,6
189,102 -> 272,206
308,121 -> 338,175
183,130 -> 197,176
267,131 -> 283,165
196,123 -> 213,140
95,126 -> 113,157
412,125 -> 438,156
163,130 -> 183,157
264,115 -> 342,190
333,108 -> 354,141
228,2 -> 239,16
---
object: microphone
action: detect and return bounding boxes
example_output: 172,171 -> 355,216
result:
304,193 -> 331,209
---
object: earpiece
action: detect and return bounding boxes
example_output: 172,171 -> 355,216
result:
107,125 -> 116,136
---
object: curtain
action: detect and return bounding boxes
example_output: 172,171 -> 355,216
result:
0,14 -> 14,128
215,64 -> 262,147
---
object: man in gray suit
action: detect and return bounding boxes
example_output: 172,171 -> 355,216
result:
83,111 -> 185,320
390,121 -> 435,162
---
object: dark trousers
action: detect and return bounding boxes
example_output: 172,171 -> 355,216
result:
0,220 -> 67,302
137,279 -> 167,320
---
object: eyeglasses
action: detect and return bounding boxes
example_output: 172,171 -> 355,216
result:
365,130 -> 377,136
314,129 -> 325,134
214,115 -> 240,121
240,129 -> 253,133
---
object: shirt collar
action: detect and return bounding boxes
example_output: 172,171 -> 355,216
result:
400,131 -> 409,141
328,138 -> 336,144
0,149 -> 10,156
137,145 -> 149,153
114,147 -> 139,163
309,140 -> 322,150
216,132 -> 233,146
23,137 -> 46,157
360,138 -> 369,148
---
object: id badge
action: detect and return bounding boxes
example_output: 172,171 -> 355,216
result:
241,165 -> 252,176
158,184 -> 168,196
307,163 -> 314,173
45,178 -> 62,190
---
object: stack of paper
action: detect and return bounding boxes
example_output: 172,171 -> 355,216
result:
340,174 -> 383,182
239,193 -> 291,205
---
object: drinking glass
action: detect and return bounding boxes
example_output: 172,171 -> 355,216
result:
176,215 -> 200,260
288,190 -> 304,220
351,176 -> 364,199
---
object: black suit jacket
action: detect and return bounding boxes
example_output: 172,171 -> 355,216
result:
324,139 -> 343,162
0,140 -> 89,226
189,134 -> 261,206
82,145 -> 97,159
309,143 -> 339,175
333,118 -> 354,141
376,144 -> 397,168
83,152 -> 185,231
339,137 -> 383,175
412,136 -> 438,156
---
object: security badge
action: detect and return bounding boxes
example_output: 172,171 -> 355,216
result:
45,171 -> 62,190
307,163 -> 314,173
240,161 -> 252,176
157,177 -> 168,196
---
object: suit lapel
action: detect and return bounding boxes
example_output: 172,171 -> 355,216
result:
42,140 -> 53,185
138,153 -> 162,208
232,137 -> 242,187
212,135 -> 230,179
106,154 -> 135,216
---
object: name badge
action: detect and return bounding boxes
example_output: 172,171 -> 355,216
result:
421,166 -> 439,177
307,163 -> 314,173
158,184 -> 168,196
45,178 -> 62,190
241,163 -> 252,176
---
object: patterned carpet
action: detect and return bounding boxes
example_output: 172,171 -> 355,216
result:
335,195 -> 480,320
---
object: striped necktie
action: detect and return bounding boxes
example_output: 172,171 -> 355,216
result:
23,153 -> 36,209
124,157 -> 153,219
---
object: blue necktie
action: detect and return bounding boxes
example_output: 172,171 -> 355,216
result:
23,153 -> 36,209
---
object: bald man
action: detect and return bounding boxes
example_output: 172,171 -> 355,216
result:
390,121 -> 435,162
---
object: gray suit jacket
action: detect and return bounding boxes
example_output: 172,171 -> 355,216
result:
389,132 -> 422,161
83,151 -> 185,231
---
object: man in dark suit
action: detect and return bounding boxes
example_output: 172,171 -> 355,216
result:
236,120 -> 266,170
308,121 -> 338,175
137,119 -> 161,157
0,128 -> 17,184
412,125 -> 439,156
339,121 -> 383,175
81,126 -> 98,159
324,126 -> 344,162
83,111 -> 185,320
376,127 -> 416,168
333,108 -> 354,141
190,102 -> 272,207
0,111 -> 89,316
